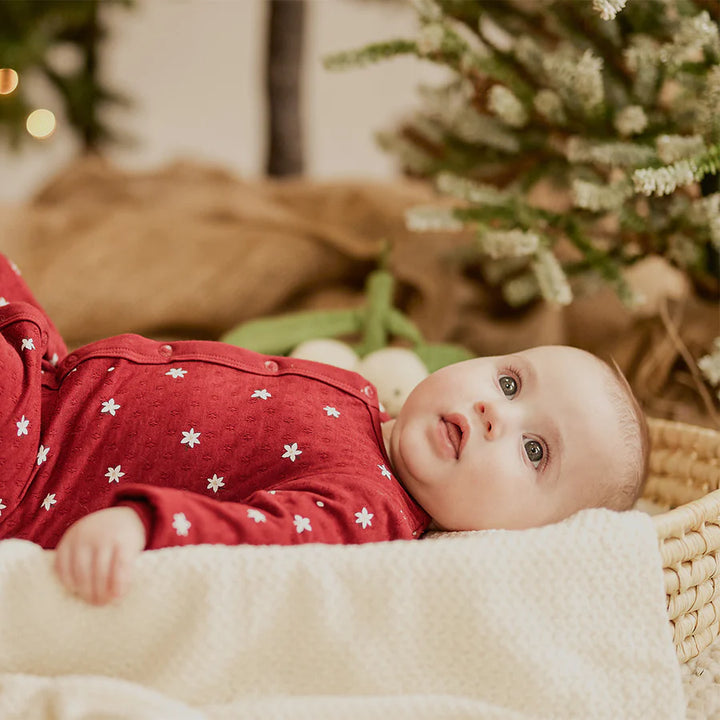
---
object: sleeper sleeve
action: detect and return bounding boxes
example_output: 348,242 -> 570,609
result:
109,476 -> 428,549
0,253 -> 67,364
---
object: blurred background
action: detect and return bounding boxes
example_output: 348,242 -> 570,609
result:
0,0 -> 718,429
1,0 -> 448,201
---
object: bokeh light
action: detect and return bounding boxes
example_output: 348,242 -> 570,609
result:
26,109 -> 56,139
0,68 -> 19,95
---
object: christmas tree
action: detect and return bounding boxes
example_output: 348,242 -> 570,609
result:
0,0 -> 133,150
325,0 -> 720,313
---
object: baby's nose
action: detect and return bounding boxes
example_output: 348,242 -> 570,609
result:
474,402 -> 499,439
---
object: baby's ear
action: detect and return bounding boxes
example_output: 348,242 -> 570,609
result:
356,348 -> 428,417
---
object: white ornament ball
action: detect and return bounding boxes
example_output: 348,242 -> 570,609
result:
357,347 -> 429,417
290,339 -> 359,371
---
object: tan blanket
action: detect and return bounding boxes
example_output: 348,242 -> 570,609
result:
0,509 -> 684,719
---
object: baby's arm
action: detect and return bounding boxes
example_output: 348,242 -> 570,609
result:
110,479 -> 421,549
54,476 -> 422,605
54,507 -> 146,605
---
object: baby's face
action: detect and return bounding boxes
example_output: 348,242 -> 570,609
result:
385,346 -> 626,531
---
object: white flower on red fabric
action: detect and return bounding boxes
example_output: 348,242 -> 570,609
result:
355,507 -> 374,529
9,260 -> 21,275
172,512 -> 191,536
0,499 -> 6,516
293,515 -> 312,533
181,428 -> 201,448
206,473 -> 225,493
21,338 -> 35,351
107,367 -> 114,372
323,405 -> 340,418
105,465 -> 125,483
251,389 -> 271,400
247,508 -> 267,523
378,464 -> 392,479
165,367 -> 187,379
16,415 -> 29,437
41,493 -> 56,511
37,445 -> 49,466
0,297 -> 7,306
101,398 -> 121,416
50,353 -> 59,366
282,443 -> 302,462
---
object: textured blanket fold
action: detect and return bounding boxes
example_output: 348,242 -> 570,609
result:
0,508 -> 684,719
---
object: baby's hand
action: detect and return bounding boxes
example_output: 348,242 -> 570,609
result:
54,507 -> 147,605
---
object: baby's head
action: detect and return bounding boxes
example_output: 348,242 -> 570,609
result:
382,345 -> 649,531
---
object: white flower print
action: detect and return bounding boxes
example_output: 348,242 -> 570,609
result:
206,473 -> 225,493
9,260 -> 20,275
172,512 -> 191,536
378,464 -> 392,480
181,428 -> 201,448
251,389 -> 271,400
0,499 -> 6,516
37,445 -> 49,466
0,297 -> 7,306
323,405 -> 340,418
50,353 -> 59,366
107,367 -> 115,372
101,398 -> 121,416
166,367 -> 187,379
21,338 -> 35,351
355,507 -> 374,529
41,493 -> 57,511
105,465 -> 125,483
293,515 -> 312,533
282,443 -> 302,462
16,415 -> 29,437
247,508 -> 267,523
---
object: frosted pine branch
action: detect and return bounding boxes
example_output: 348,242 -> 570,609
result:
656,135 -> 705,164
531,248 -> 573,305
323,40 -> 417,71
409,0 -> 443,22
698,338 -> 720,387
614,106 -> 648,137
592,0 -> 628,21
572,179 -> 633,211
436,172 -> 511,205
502,273 -> 540,306
544,49 -> 604,115
633,144 -> 720,196
478,229 -> 540,259
567,137 -> 656,167
534,89 -> 567,124
405,206 -> 464,232
375,132 -> 436,174
488,85 -> 528,128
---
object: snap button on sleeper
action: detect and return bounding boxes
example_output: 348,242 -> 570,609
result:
362,385 -> 374,398
264,359 -> 279,372
158,344 -> 172,358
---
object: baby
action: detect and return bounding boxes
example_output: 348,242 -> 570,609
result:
0,253 -> 648,605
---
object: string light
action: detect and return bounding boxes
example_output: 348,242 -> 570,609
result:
26,109 -> 56,139
0,68 -> 19,95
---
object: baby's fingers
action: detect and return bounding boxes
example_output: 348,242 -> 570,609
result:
107,545 -> 133,601
91,545 -> 116,605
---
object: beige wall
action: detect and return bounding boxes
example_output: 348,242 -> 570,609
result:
1,0 -> 446,202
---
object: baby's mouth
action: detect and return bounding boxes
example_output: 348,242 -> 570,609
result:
442,414 -> 467,459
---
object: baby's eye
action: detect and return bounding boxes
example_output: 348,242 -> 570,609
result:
524,439 -> 544,468
499,375 -> 518,397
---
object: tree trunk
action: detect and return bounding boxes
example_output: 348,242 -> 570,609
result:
265,0 -> 305,176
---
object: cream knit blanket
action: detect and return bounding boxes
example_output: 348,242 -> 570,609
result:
0,508 -> 684,719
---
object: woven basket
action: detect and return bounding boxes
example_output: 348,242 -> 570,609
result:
647,417 -> 720,662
